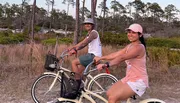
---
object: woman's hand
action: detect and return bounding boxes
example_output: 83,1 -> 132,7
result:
94,56 -> 101,64
96,64 -> 105,71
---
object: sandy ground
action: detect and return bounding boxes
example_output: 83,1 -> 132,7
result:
1,64 -> 180,103
1,76 -> 180,103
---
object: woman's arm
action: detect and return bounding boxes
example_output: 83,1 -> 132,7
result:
95,45 -> 128,62
109,44 -> 145,67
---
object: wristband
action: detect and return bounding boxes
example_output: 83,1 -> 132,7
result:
105,62 -> 110,68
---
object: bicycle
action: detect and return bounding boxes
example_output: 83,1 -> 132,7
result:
31,50 -> 118,103
57,67 -> 166,103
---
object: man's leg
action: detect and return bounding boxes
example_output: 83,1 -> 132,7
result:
63,58 -> 84,99
71,58 -> 85,73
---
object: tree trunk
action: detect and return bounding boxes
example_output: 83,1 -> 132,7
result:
65,3 -> 70,37
79,0 -> 85,37
102,0 -> 106,36
49,0 -> 54,31
31,0 -> 36,41
20,0 -> 25,30
73,0 -> 80,44
82,0 -> 85,22
91,0 -> 95,19
91,0 -> 97,30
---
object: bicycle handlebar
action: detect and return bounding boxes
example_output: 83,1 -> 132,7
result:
59,48 -> 77,59
83,61 -> 97,75
83,61 -> 110,75
59,50 -> 69,59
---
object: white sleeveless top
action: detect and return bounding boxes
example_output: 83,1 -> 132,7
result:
87,30 -> 102,57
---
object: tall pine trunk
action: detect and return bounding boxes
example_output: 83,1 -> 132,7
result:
91,0 -> 97,30
79,0 -> 85,37
49,0 -> 54,31
73,0 -> 80,44
102,0 -> 106,36
31,0 -> 36,40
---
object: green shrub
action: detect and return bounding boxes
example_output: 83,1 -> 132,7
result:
0,30 -> 13,37
34,26 -> 41,32
100,32 -> 129,45
168,50 -> 180,66
100,32 -> 180,48
0,33 -> 25,44
147,47 -> 180,70
147,38 -> 180,48
42,37 -> 73,45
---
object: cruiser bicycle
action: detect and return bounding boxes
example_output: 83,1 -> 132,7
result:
31,50 -> 118,103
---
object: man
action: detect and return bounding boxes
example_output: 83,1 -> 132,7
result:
65,18 -> 102,99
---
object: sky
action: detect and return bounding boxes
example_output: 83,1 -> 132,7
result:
1,0 -> 180,19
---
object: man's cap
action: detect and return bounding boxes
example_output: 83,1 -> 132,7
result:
83,18 -> 94,25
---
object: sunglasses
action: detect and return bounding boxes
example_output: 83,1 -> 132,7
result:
84,23 -> 93,25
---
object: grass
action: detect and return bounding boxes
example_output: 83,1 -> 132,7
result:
0,43 -> 180,102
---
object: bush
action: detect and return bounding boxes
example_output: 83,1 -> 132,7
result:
147,38 -> 180,48
0,32 -> 25,44
100,32 -> 129,46
168,50 -> 180,66
42,37 -> 73,45
147,47 -> 180,70
100,32 -> 180,48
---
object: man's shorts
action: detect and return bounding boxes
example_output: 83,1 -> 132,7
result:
127,79 -> 147,96
79,53 -> 95,67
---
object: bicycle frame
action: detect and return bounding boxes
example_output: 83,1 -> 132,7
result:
38,50 -> 117,103
57,88 -> 108,103
55,61 -> 116,103
43,65 -> 116,97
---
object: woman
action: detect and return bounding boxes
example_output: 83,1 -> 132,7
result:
94,23 -> 148,103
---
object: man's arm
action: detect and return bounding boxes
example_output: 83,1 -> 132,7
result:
75,31 -> 98,51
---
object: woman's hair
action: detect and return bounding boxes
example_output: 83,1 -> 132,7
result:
138,33 -> 146,50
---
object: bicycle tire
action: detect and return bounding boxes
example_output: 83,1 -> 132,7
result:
87,73 -> 118,101
31,74 -> 67,103
139,98 -> 166,103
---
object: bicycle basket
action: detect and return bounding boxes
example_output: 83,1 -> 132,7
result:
44,53 -> 59,71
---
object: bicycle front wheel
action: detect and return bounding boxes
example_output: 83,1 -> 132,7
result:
87,73 -> 118,100
31,74 -> 66,103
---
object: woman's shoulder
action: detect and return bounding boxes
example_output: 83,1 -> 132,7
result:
126,44 -> 145,53
132,44 -> 146,55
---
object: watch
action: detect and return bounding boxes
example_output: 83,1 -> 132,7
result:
105,62 -> 110,68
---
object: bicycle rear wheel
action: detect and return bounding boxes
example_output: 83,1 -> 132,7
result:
87,73 -> 118,102
31,74 -> 67,103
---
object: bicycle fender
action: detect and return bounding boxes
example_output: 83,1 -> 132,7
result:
43,72 -> 57,75
43,72 -> 61,79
